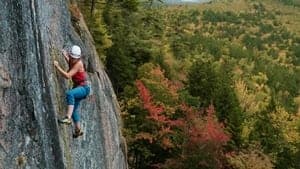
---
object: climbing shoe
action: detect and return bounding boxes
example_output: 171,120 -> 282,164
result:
73,128 -> 83,138
58,117 -> 72,125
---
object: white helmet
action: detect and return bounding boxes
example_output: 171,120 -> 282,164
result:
70,45 -> 81,59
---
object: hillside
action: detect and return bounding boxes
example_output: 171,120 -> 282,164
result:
163,0 -> 211,4
81,0 -> 300,168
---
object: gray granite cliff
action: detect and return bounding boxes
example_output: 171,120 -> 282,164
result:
0,0 -> 127,168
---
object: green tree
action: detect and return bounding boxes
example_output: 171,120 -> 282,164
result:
187,59 -> 218,107
103,1 -> 155,93
187,59 -> 244,147
106,42 -> 137,94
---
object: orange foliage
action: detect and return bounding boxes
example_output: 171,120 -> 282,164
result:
162,137 -> 174,149
135,132 -> 154,143
158,126 -> 173,137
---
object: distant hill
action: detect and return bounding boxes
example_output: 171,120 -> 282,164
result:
162,0 -> 211,4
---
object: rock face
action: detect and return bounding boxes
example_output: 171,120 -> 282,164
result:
0,0 -> 127,169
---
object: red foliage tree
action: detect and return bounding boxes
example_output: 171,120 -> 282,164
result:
136,80 -> 184,126
201,105 -> 230,145
179,104 -> 230,169
135,80 -> 184,151
136,80 -> 166,122
135,77 -> 231,168
180,104 -> 230,146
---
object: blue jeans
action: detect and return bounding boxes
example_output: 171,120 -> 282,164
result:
66,85 -> 90,123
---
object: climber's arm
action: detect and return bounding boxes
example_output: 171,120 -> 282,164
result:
54,61 -> 80,79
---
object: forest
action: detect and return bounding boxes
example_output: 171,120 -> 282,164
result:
78,0 -> 300,168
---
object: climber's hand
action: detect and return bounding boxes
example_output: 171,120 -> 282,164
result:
62,49 -> 68,57
54,61 -> 59,68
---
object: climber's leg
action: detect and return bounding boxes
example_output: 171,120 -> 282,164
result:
60,86 -> 88,124
59,105 -> 73,124
71,99 -> 81,124
72,99 -> 84,138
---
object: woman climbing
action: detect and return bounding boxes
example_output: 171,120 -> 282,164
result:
54,45 -> 90,138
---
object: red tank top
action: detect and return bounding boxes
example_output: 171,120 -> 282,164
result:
72,71 -> 87,86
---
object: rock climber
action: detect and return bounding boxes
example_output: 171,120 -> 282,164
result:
54,45 -> 90,138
